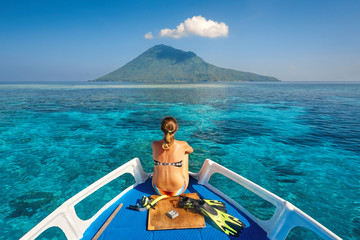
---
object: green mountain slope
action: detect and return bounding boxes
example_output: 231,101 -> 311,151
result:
94,44 -> 280,82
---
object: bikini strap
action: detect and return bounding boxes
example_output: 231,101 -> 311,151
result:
154,160 -> 183,167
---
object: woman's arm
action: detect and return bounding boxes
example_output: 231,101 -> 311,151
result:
185,142 -> 193,154
182,154 -> 189,187
182,142 -> 191,188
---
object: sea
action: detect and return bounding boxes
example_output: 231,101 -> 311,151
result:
0,82 -> 359,240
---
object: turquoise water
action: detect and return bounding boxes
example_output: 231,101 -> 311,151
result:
0,82 -> 359,240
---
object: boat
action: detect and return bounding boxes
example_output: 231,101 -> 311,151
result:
21,158 -> 341,240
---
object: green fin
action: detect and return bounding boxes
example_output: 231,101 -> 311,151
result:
179,196 -> 245,237
203,199 -> 227,212
179,196 -> 226,211
198,200 -> 245,237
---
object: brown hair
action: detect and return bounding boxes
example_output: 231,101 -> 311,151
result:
161,116 -> 179,149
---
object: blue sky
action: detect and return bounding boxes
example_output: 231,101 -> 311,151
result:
1,0 -> 359,82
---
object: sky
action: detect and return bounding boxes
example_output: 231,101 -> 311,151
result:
0,0 -> 359,82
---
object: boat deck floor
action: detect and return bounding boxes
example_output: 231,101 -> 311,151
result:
81,177 -> 269,240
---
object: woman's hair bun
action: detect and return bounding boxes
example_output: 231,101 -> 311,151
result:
161,116 -> 178,149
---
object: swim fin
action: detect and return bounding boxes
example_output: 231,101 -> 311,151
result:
179,196 -> 245,237
179,196 -> 227,212
203,199 -> 227,213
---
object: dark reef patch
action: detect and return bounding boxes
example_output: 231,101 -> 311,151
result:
8,191 -> 57,218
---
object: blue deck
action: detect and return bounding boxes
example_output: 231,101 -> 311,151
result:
81,177 -> 269,240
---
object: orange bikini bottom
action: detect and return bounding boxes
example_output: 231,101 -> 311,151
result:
152,180 -> 186,196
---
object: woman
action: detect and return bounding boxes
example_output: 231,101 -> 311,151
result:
152,116 -> 193,196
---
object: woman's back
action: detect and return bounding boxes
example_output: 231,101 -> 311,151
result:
152,140 -> 187,165
152,140 -> 191,192
151,116 -> 193,196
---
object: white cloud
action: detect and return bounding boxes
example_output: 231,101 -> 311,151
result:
144,32 -> 154,39
159,16 -> 228,39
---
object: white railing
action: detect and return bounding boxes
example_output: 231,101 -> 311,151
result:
21,158 -> 342,240
190,159 -> 342,240
20,158 -> 150,240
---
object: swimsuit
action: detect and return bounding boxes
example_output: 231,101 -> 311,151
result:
153,180 -> 186,196
153,159 -> 183,167
152,159 -> 186,196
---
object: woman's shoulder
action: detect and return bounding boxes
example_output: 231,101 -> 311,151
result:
152,140 -> 163,147
175,140 -> 193,153
175,140 -> 190,146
